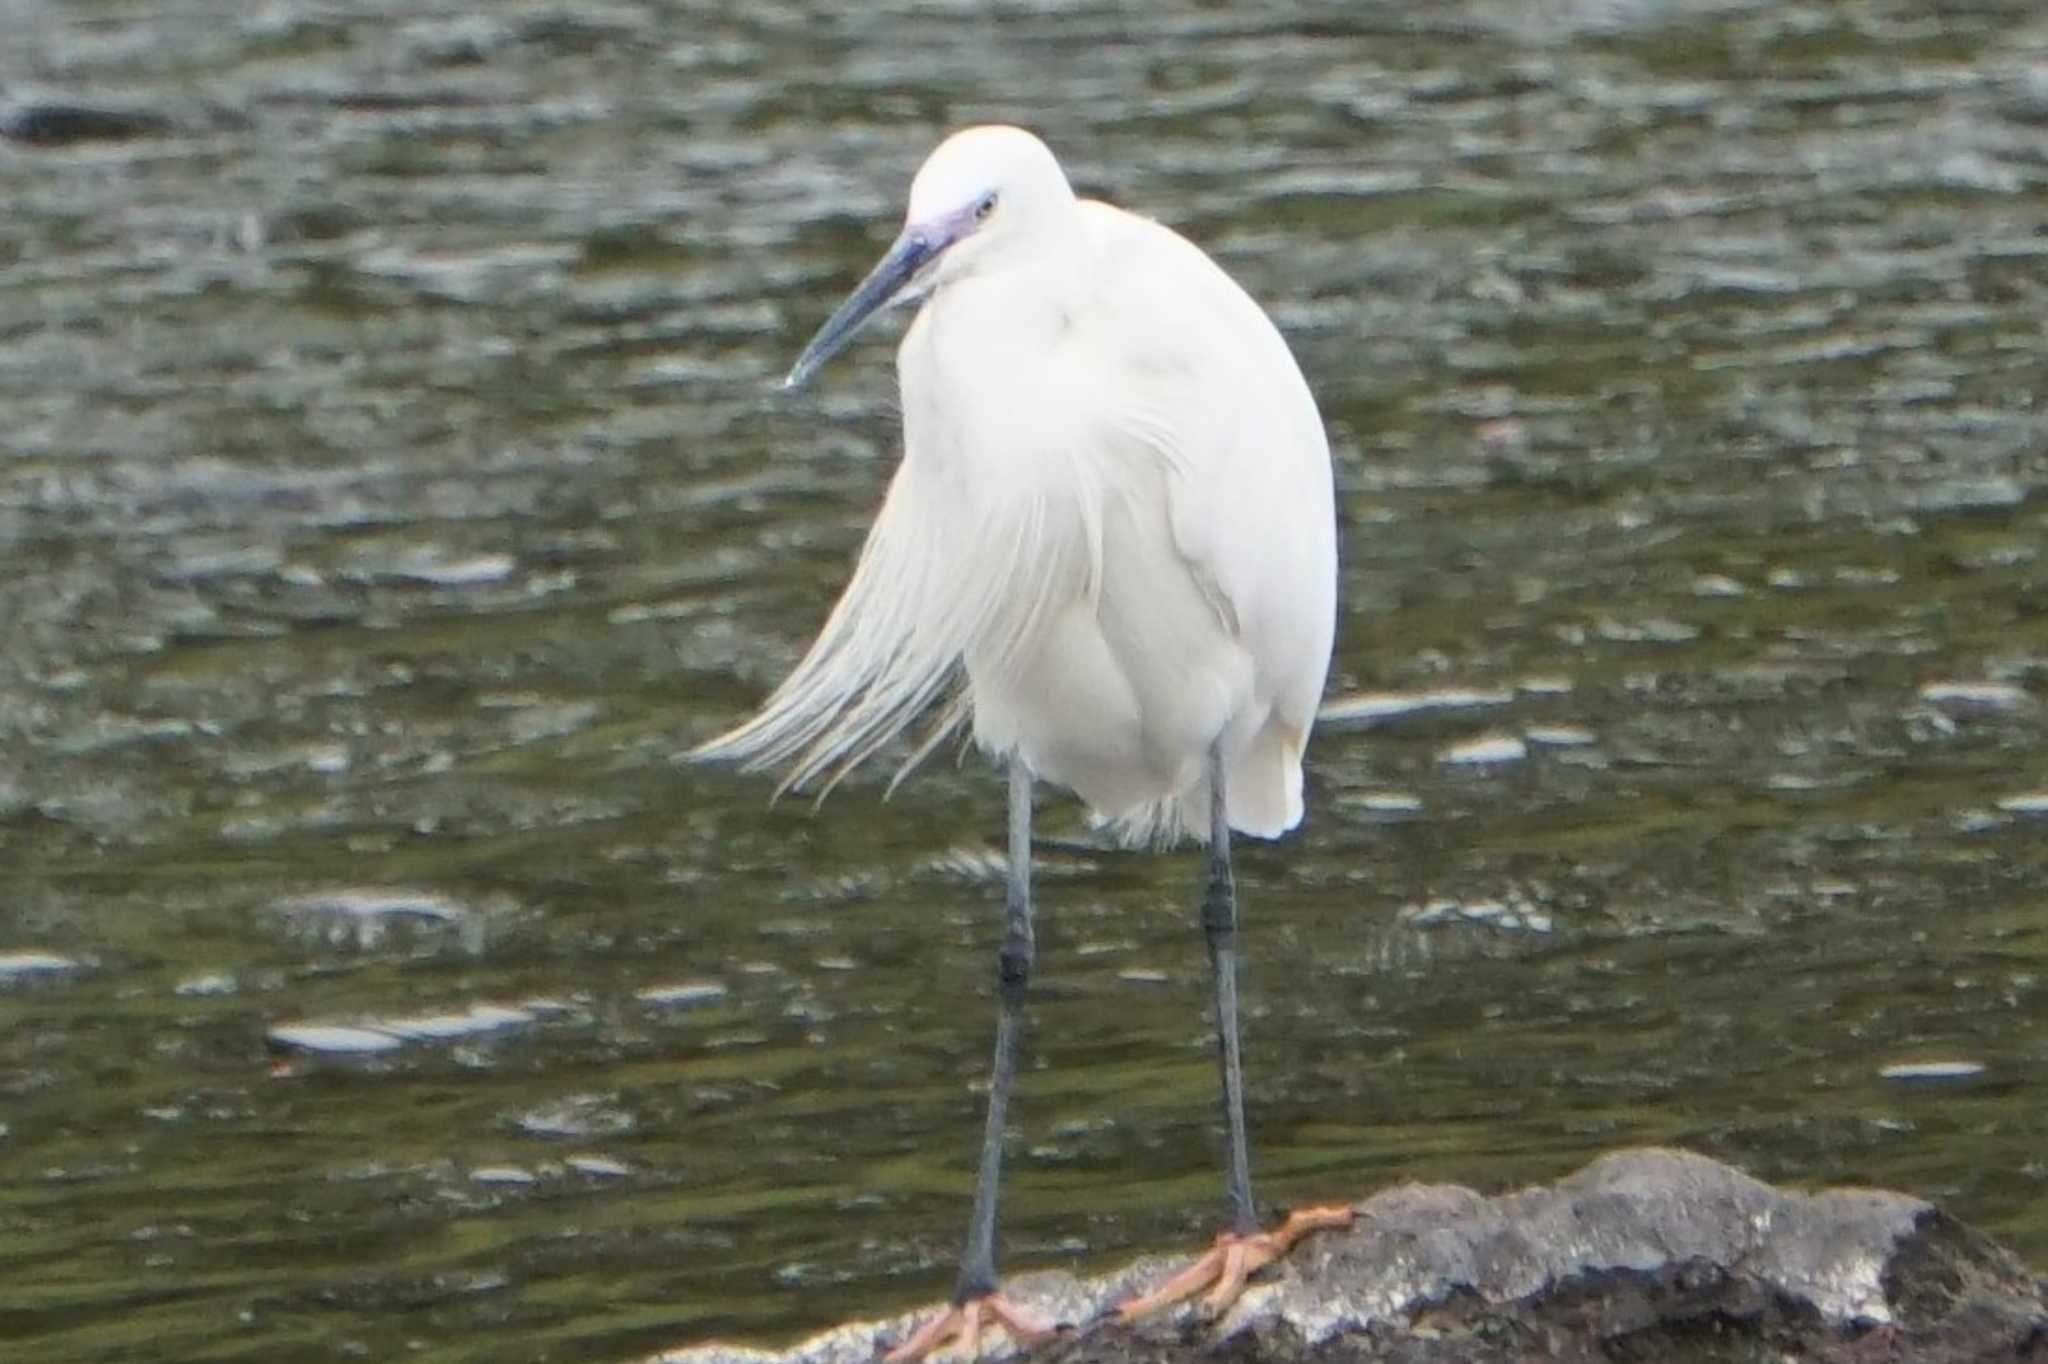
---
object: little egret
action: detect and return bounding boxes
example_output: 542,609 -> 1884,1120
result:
693,125 -> 1348,1358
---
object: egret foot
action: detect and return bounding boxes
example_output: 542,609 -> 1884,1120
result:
1115,1205 -> 1355,1323
883,1293 -> 1057,1362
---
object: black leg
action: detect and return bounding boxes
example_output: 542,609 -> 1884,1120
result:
953,760 -> 1035,1301
1108,747 -> 1354,1328
1201,744 -> 1258,1237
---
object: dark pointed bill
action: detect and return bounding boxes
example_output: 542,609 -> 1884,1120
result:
783,227 -> 945,390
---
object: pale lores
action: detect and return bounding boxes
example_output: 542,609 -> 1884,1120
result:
695,126 -> 1347,1358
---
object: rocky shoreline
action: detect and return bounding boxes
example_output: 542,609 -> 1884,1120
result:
659,1149 -> 2046,1364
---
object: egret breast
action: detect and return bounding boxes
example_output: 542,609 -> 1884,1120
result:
895,272 -> 1251,838
964,455 -> 1252,830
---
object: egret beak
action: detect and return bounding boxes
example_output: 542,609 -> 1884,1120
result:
783,225 -> 950,390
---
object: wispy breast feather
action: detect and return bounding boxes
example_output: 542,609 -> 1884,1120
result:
688,451 -> 1088,799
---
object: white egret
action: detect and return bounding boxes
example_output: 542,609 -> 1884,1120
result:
693,125 -> 1348,1358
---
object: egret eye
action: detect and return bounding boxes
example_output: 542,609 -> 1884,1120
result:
974,192 -> 998,222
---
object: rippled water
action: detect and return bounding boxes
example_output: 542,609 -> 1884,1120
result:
4,1 -> 2047,1360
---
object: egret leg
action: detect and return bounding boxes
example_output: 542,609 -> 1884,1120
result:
958,759 -> 1037,1297
884,761 -> 1056,1362
1200,747 -> 1258,1238
1114,746 -> 1354,1325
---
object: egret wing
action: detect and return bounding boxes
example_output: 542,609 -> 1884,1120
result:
1081,203 -> 1337,757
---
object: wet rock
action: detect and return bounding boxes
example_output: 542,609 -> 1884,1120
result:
653,1149 -> 2048,1364
0,101 -> 169,146
1880,1060 -> 1988,1083
1919,681 -> 2032,710
268,887 -> 486,952
468,1165 -> 537,1186
0,950 -> 83,981
379,1003 -> 535,1041
271,887 -> 471,928
1400,895 -> 1553,935
517,1094 -> 635,1139
266,1003 -> 535,1057
1523,725 -> 1595,748
1437,734 -> 1528,766
1318,689 -> 1515,730
174,972 -> 237,997
267,1023 -> 405,1056
635,981 -> 730,1009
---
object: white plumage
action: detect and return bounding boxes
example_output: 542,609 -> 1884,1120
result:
693,126 -> 1350,1356
696,126 -> 1335,846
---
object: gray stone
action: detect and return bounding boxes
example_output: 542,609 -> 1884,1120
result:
655,1148 -> 2048,1364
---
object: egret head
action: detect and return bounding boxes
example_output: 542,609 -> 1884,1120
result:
783,126 -> 1075,389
